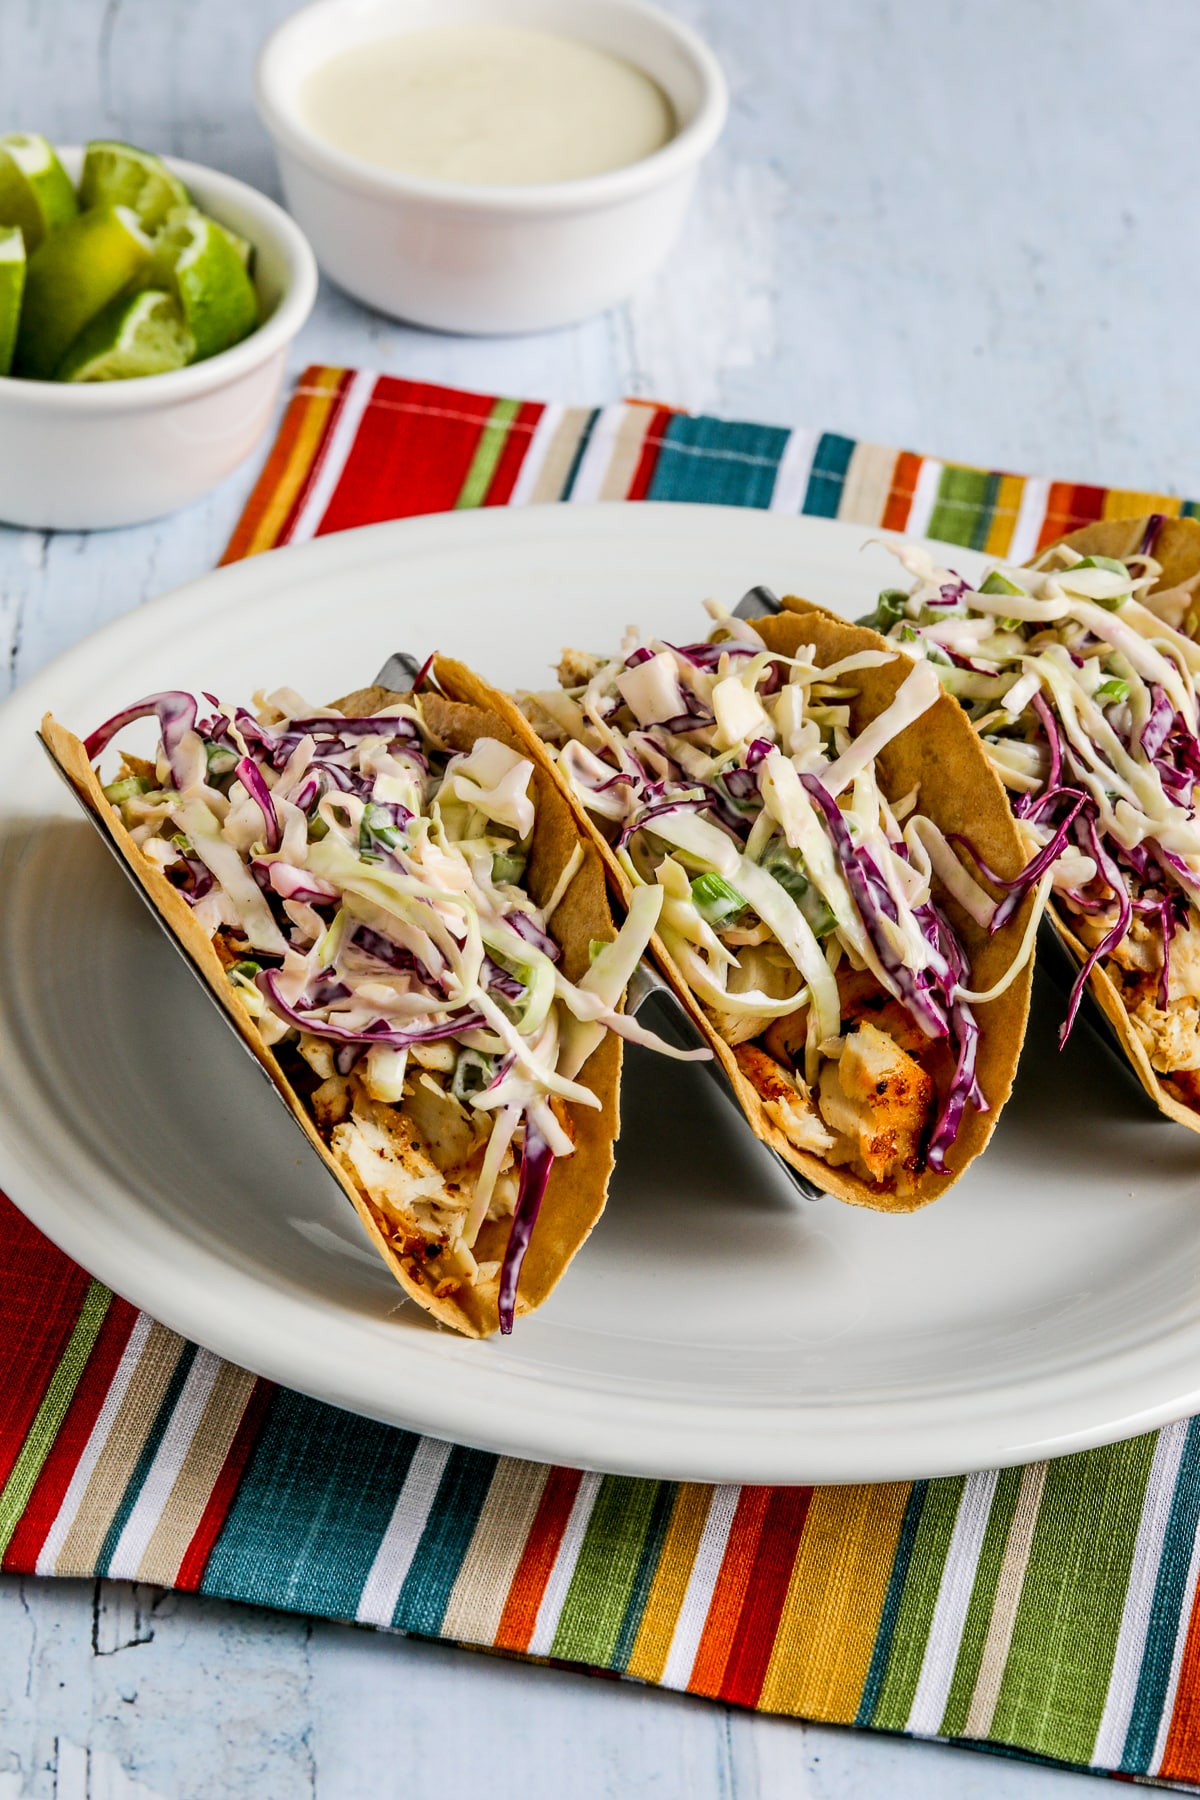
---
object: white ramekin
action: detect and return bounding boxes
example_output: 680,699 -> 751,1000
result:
255,0 -> 728,335
0,151 -> 318,532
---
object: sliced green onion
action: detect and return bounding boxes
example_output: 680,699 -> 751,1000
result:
102,774 -> 153,804
1095,677 -> 1131,703
451,1049 -> 495,1103
205,741 -> 238,778
359,802 -> 402,855
588,938 -> 608,963
316,908 -> 347,967
761,846 -> 807,901
1075,554 -> 1131,577
1071,554 -> 1133,610
761,846 -> 836,936
227,959 -> 261,988
492,848 -> 528,885
979,570 -> 1026,597
689,871 -> 748,927
859,588 -> 910,630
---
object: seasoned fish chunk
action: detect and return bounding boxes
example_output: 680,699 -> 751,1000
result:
734,1042 -> 836,1155
835,968 -> 927,1054
330,1092 -> 447,1233
817,1023 -> 933,1183
1129,991 -> 1200,1073
404,1072 -> 486,1173
763,1005 -> 809,1069
1078,911 -> 1160,975
711,947 -> 804,1048
1166,920 -> 1200,1003
556,648 -> 607,688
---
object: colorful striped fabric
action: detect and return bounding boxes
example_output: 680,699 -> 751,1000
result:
222,368 -> 1199,565
9,368 -> 1200,1788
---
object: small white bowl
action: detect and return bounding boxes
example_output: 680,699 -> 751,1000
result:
255,0 -> 728,335
0,151 -> 318,532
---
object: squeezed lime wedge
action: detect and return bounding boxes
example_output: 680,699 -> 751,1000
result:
56,287 -> 194,381
14,204 -> 154,380
149,206 -> 258,360
0,225 -> 26,376
0,132 -> 78,253
79,139 -> 190,231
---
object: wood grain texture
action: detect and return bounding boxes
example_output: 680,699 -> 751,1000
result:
2,0 -> 1196,1790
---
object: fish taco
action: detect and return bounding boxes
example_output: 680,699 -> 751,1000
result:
518,604 -> 1038,1212
41,660 -> 697,1337
860,523 -> 1200,1134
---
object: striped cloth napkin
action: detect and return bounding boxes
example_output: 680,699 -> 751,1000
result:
6,368 -> 1200,1789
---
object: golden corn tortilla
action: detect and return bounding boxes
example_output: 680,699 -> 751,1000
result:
1034,517 -> 1200,1135
1052,515 -> 1200,632
40,659 -> 621,1339
493,622 -> 1034,1213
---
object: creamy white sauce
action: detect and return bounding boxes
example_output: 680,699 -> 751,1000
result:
298,24 -> 676,186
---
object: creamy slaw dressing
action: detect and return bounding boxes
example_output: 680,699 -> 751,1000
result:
298,25 -> 676,187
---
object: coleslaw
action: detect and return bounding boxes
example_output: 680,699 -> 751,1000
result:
85,683 -> 703,1330
523,608 -> 1036,1188
862,526 -> 1200,1104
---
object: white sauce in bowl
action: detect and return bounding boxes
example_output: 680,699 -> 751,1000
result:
298,23 -> 676,186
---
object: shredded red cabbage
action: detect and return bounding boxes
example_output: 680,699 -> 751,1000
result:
286,713 -> 422,742
482,956 -> 526,1002
498,1115 -> 555,1334
508,911 -> 561,962
952,794 -> 1088,931
926,1004 -> 983,1174
616,795 -> 709,849
1060,820 -> 1133,1045
658,710 -> 716,734
259,862 -> 338,904
799,775 -> 949,1041
257,971 -> 483,1048
1160,898 -> 1178,1010
1142,686 -> 1174,761
236,756 -> 281,850
664,640 -> 758,668
85,692 -> 199,790
721,765 -> 761,802
164,856 -> 213,902
1029,692 -> 1063,792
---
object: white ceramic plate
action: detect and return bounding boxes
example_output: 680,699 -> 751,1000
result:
3,504 -> 1198,1486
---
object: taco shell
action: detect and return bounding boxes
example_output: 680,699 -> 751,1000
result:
497,617 -> 1035,1212
1034,517 -> 1200,1134
40,660 -> 621,1338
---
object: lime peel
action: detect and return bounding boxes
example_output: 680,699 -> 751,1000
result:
79,140 -> 190,232
0,225 -> 26,376
150,206 -> 259,361
56,287 -> 194,382
0,132 -> 78,253
13,204 -> 154,380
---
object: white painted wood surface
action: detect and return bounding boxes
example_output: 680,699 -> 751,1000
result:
1,0 -> 1193,1790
